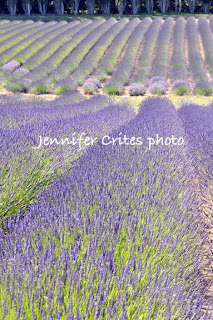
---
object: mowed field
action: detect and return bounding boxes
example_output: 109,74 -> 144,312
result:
0,16 -> 213,96
0,16 -> 213,320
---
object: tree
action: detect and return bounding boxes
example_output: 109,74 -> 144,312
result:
86,0 -> 95,14
115,0 -> 126,14
22,0 -> 32,15
100,0 -> 111,14
131,0 -> 140,14
146,0 -> 153,13
188,0 -> 196,12
37,0 -> 48,14
7,0 -> 17,14
159,0 -> 170,12
54,0 -> 64,14
174,0 -> 182,12
70,0 -> 80,15
202,0 -> 211,12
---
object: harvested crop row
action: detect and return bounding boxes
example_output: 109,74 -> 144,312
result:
0,22 -> 58,66
105,18 -> 152,95
0,99 -> 134,220
0,20 -> 28,35
18,19 -> 105,87
22,20 -> 85,69
92,18 -> 140,82
0,20 -> 34,41
0,21 -> 44,56
48,18 -> 116,85
0,98 -> 208,319
129,17 -> 162,96
0,20 -> 10,26
209,15 -> 213,32
13,21 -> 76,64
54,19 -> 129,94
198,17 -> 213,81
186,17 -> 213,95
149,17 -> 174,95
170,17 -> 190,95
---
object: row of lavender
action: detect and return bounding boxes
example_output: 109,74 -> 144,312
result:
179,103 -> 213,316
0,94 -> 135,221
0,17 -> 213,95
0,98 -> 211,318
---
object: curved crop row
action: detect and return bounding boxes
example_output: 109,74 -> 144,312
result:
179,105 -> 213,309
209,15 -> 213,33
180,103 -> 213,184
92,18 -> 140,82
47,18 -> 116,85
186,17 -> 213,95
0,98 -> 208,319
22,20 -> 84,69
129,17 -> 162,94
0,20 -> 34,41
0,21 -> 13,29
13,21 -> 74,65
54,19 -> 128,93
105,18 -> 152,95
0,94 -> 114,128
0,20 -> 27,35
149,17 -> 174,95
16,19 -> 105,88
0,97 -> 135,220
0,22 -> 58,66
198,17 -> 213,80
0,20 -> 10,26
170,17 -> 190,95
0,21 -> 44,56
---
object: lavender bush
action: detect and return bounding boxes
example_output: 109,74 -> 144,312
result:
129,83 -> 146,95
82,82 -> 98,94
172,80 -> 189,96
86,78 -> 102,88
0,60 -> 21,74
13,67 -> 30,75
149,79 -> 167,95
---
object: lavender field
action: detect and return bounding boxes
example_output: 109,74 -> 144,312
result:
0,16 -> 213,96
0,15 -> 213,320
